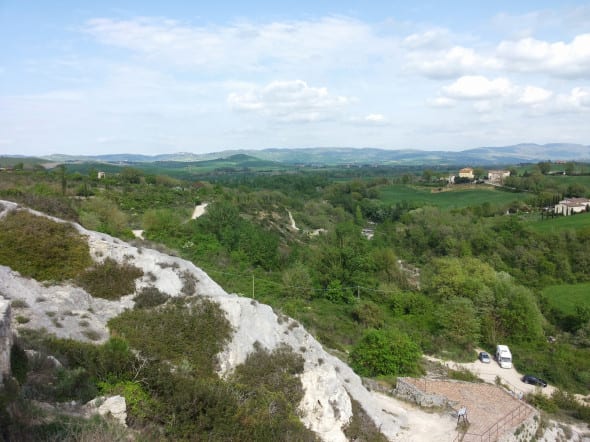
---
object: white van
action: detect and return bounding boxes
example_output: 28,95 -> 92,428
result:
496,345 -> 512,369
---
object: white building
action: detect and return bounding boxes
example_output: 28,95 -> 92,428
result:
554,198 -> 590,216
487,170 -> 510,184
459,168 -> 474,179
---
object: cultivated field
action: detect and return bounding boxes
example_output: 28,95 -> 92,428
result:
378,184 -> 528,209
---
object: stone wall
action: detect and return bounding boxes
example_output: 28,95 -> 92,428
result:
0,300 -> 12,384
394,377 -> 451,408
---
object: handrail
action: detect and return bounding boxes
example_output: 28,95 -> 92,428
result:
452,403 -> 532,442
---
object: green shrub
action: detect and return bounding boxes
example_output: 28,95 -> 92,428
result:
350,328 -> 422,377
351,301 -> 384,329
10,343 -> 29,384
98,381 -> 156,425
53,367 -> 98,402
232,342 -> 305,407
11,299 -> 29,309
133,286 -> 170,309
448,367 -> 482,383
15,316 -> 30,324
180,270 -> 198,296
108,299 -> 233,377
343,397 -> 388,442
18,331 -> 136,385
0,211 -> 91,281
76,258 -> 143,300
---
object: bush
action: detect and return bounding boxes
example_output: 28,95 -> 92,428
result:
133,286 -> 170,309
350,328 -> 422,377
10,343 -> 29,384
98,381 -> 156,425
108,299 -> 233,377
0,211 -> 92,281
231,342 -> 305,407
343,397 -> 388,442
76,258 -> 143,300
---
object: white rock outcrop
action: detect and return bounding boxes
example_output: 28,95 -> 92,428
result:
86,395 -> 127,427
0,200 -> 404,440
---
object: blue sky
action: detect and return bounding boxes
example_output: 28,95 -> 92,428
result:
1,1 -> 589,156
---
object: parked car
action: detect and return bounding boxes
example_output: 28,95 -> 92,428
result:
521,375 -> 547,387
478,351 -> 491,363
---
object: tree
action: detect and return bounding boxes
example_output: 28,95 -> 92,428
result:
281,262 -> 314,299
121,167 -> 142,184
59,164 -> 67,195
473,167 -> 486,180
537,161 -> 552,175
565,162 -> 575,176
349,329 -> 421,377
438,297 -> 480,350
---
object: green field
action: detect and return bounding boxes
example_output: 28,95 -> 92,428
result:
543,282 -> 590,315
544,174 -> 590,187
378,184 -> 529,209
529,213 -> 590,233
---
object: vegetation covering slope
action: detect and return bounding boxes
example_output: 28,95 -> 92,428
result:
1,157 -> 590,437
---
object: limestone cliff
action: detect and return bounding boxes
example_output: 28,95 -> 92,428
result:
0,200 -> 404,441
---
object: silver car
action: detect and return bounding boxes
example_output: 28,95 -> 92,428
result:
478,351 -> 491,363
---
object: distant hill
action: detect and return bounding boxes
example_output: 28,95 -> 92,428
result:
40,143 -> 590,166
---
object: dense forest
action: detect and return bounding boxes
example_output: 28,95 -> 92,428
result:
1,159 -> 590,438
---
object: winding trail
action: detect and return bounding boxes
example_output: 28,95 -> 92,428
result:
192,203 -> 209,220
287,210 -> 299,231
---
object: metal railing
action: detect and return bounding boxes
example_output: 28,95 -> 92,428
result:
453,402 -> 533,442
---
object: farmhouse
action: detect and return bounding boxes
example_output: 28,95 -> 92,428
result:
487,170 -> 510,184
459,168 -> 474,179
554,198 -> 590,216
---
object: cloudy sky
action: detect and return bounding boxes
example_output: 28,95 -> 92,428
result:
1,1 -> 590,156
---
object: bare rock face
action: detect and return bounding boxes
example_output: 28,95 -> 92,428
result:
85,395 -> 127,427
0,200 -> 404,441
0,300 -> 12,383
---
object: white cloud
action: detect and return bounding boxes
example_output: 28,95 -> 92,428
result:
428,97 -> 456,108
496,34 -> 590,77
84,17 -> 392,72
405,30 -> 590,79
364,113 -> 387,123
442,76 -> 514,100
227,80 -> 350,122
402,28 -> 451,50
436,75 -> 590,117
405,45 -> 500,79
517,86 -> 553,105
556,87 -> 590,110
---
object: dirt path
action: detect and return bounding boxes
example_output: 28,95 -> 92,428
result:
425,353 -> 555,397
191,203 -> 208,220
287,210 -> 299,231
371,392 -> 456,442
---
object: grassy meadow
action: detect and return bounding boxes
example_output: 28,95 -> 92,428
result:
378,184 -> 529,209
543,282 -> 590,315
529,213 -> 590,234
